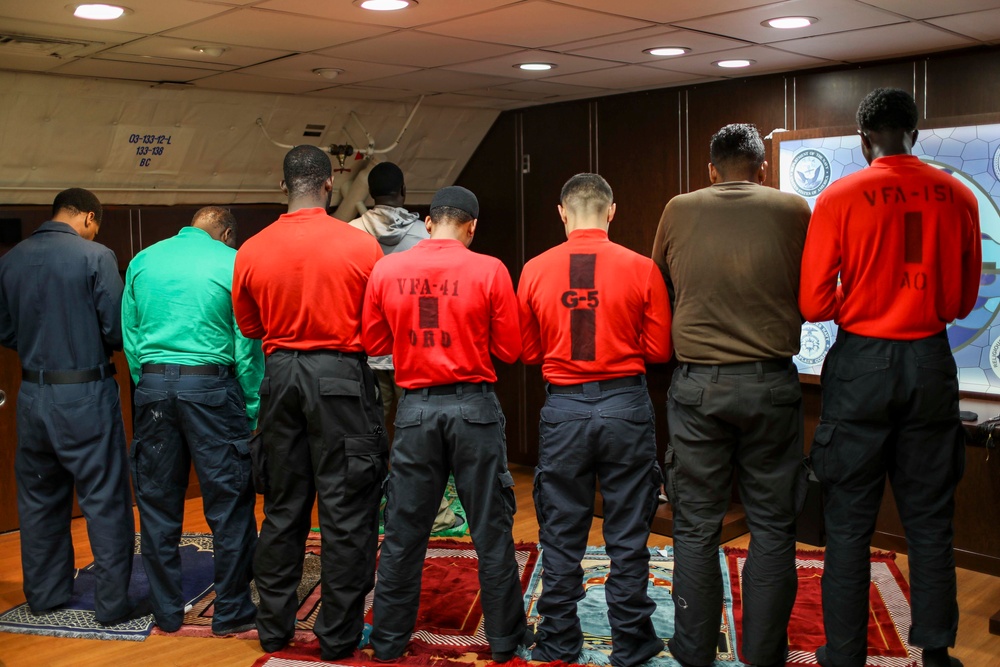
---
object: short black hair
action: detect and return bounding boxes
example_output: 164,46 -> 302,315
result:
53,188 -> 102,224
283,145 -> 332,198
709,124 -> 765,176
856,88 -> 918,133
429,206 -> 473,225
560,173 -> 613,217
368,162 -> 404,198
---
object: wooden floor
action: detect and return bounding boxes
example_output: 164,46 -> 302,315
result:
1,464 -> 999,667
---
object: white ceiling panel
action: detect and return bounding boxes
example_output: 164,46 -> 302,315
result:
420,93 -> 530,110
928,9 -> 1000,43
566,29 -> 752,64
236,54 -> 418,85
0,16 -> 144,47
771,22 -> 976,62
542,64 -> 705,90
548,0 -> 782,24
0,0 -> 232,33
490,79 -> 609,98
858,0 -> 1000,20
94,51 -> 235,72
53,58 -> 221,82
676,0 -> 904,43
164,8 -> 395,51
361,69 -> 522,93
257,0 -> 520,28
104,36 -> 292,68
444,50 -> 620,78
306,85 -> 423,102
190,71 -> 333,94
318,31 -> 521,68
643,45 -> 831,77
419,1 -> 653,49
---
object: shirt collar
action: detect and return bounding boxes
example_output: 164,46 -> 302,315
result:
178,226 -> 213,240
34,221 -> 80,236
568,228 -> 609,242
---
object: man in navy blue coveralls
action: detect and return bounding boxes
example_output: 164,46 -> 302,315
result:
0,188 -> 135,625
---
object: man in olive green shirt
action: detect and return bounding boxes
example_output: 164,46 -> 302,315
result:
122,206 -> 263,635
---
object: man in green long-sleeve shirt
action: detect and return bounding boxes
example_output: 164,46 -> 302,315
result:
122,206 -> 263,636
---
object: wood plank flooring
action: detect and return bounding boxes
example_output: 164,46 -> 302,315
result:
1,464 -> 998,666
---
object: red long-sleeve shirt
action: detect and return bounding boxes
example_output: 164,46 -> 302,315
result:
518,228 -> 672,384
800,155 -> 981,338
233,207 -> 383,355
362,238 -> 521,389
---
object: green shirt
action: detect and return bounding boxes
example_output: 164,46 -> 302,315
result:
122,226 -> 264,428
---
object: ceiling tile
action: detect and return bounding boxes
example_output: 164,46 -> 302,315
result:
94,52 -> 235,72
771,22 -> 976,62
858,0 -> 1000,20
305,86 -> 424,102
565,28 -> 751,64
444,50 -> 620,78
318,31 -> 521,68
0,53 -> 74,73
676,0 -> 903,43
420,93 -> 527,110
164,8 -> 395,51
236,54 -> 418,86
547,0 -> 781,23
0,0 -> 232,33
543,64 -> 705,90
104,36 -> 292,68
257,0 -> 520,28
643,44 -> 832,76
491,79 -> 608,98
190,71 -> 333,94
0,16 -> 144,47
53,58 -> 220,82
361,69 -> 521,93
927,9 -> 1000,42
419,1 -> 653,49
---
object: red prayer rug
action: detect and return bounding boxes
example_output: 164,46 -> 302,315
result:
726,548 -> 918,667
251,539 -> 539,666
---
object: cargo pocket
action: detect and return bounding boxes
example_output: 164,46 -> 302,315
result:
394,407 -> 422,429
669,381 -> 703,408
646,461 -> 664,527
601,403 -> 654,451
770,383 -> 802,406
344,432 -> 389,495
230,437 -> 252,491
497,468 -> 516,519
248,432 -> 268,495
662,447 -> 678,505
809,421 -> 837,484
830,355 -> 888,419
538,406 -> 590,463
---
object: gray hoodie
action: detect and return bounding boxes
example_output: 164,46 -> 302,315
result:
350,206 -> 429,370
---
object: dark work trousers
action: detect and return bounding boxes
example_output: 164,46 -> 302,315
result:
665,361 -> 803,667
129,366 -> 257,633
811,330 -> 963,667
254,350 -> 388,659
532,378 -> 664,667
371,384 -> 527,660
15,377 -> 134,623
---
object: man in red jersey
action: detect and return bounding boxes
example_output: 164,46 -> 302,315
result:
363,186 -> 533,663
653,124 -> 812,667
233,145 -> 388,660
517,173 -> 672,667
800,88 -> 980,667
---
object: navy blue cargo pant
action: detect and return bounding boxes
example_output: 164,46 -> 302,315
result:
666,360 -> 802,667
254,350 -> 388,660
15,376 -> 134,624
130,365 -> 257,634
812,330 -> 963,667
532,376 -> 664,667
372,383 -> 528,660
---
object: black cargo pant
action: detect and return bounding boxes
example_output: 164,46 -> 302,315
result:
371,383 -> 527,660
253,350 -> 388,659
812,329 -> 963,667
130,365 -> 257,634
532,376 -> 664,667
665,360 -> 803,667
15,376 -> 134,624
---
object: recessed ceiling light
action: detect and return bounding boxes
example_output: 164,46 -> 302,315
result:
644,47 -> 690,57
71,3 -> 128,20
313,68 -> 344,80
194,45 -> 227,57
517,63 -> 555,71
764,16 -> 816,29
355,0 -> 414,10
714,59 -> 754,68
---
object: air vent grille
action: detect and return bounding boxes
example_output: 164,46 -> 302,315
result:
0,33 -> 94,58
303,123 -> 326,138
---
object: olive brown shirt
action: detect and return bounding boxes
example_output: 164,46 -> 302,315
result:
651,182 -> 811,365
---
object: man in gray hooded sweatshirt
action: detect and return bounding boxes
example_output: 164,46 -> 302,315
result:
351,161 -> 459,533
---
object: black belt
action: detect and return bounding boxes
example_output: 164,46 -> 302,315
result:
404,382 -> 494,396
22,363 -> 116,385
142,363 -> 232,376
682,359 -> 792,375
270,349 -> 367,362
549,375 -> 644,395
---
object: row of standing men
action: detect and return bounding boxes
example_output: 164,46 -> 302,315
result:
0,86 -> 979,667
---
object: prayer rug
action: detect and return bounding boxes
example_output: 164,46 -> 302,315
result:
0,533 -> 214,641
726,548 -> 918,667
251,540 -> 540,666
378,476 -> 470,538
524,546 -> 741,667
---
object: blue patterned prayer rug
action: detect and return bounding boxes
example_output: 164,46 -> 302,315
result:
523,546 -> 744,667
0,533 -> 215,641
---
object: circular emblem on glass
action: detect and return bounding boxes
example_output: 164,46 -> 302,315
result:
797,322 -> 832,366
990,337 -> 1000,380
994,145 -> 1000,180
789,149 -> 832,197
